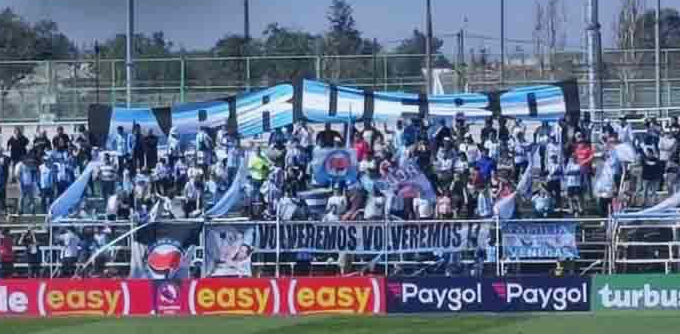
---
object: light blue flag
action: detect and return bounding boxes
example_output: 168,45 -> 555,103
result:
205,157 -> 249,217
48,161 -> 100,223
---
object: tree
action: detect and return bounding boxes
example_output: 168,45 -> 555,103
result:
613,0 -> 646,107
322,0 -> 374,82
0,8 -> 75,117
392,29 -> 451,78
532,0 -> 566,76
96,31 -> 178,87
261,23 -> 321,83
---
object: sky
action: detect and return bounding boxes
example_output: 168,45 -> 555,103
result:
3,0 -> 679,55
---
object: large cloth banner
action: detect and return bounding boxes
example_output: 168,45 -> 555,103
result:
375,162 -> 436,201
202,225 -> 256,277
129,221 -> 204,279
502,222 -> 579,259
254,221 -> 490,254
48,161 -> 100,222
311,148 -> 358,186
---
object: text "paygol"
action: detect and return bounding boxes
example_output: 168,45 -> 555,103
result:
402,283 -> 482,311
505,283 -> 588,310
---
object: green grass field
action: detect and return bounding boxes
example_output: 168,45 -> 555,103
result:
2,312 -> 680,334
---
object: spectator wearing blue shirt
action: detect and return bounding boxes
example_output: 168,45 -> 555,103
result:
38,156 -> 56,214
15,156 -> 37,216
475,148 -> 496,183
111,126 -> 128,174
402,118 -> 417,148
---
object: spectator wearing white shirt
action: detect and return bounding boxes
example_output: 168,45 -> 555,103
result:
484,133 -> 500,161
615,117 -> 634,144
459,135 -> 480,163
659,130 -> 677,188
412,193 -> 433,220
512,119 -> 526,142
364,189 -> 386,220
565,156 -> 583,215
326,185 -> 348,216
58,228 -> 80,278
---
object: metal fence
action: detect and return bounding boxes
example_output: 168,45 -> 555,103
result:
1,217 -> 613,278
2,49 -> 680,122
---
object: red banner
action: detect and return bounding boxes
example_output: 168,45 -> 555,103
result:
283,277 -> 385,315
0,277 -> 385,317
0,280 -> 39,316
37,279 -> 153,316
185,278 -> 280,316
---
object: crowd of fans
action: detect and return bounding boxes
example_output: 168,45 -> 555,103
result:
0,112 -> 679,278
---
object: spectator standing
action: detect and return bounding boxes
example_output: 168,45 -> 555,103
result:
33,129 -> 52,155
19,228 -> 40,278
565,156 -> 583,215
659,130 -> 677,188
226,142 -> 242,188
484,133 -> 500,162
480,118 -> 497,144
460,134 -> 480,164
196,126 -> 213,167
248,147 -> 270,195
498,117 -> 510,144
475,148 -> 496,183
511,119 -> 526,142
0,229 -> 14,279
144,129 -> 159,169
546,155 -> 564,210
7,127 -> 29,171
167,127 -> 182,166
573,132 -> 595,198
112,126 -> 128,173
15,156 -> 37,215
52,126 -> 70,151
38,156 -> 56,214
534,121 -> 552,173
129,124 -> 144,174
433,118 -> 454,151
58,228 -> 80,278
97,153 -> 118,202
174,156 -> 189,196
512,132 -> 531,182
316,123 -> 343,148
0,150 -> 8,213
475,187 -> 493,218
182,178 -> 203,218
353,133 -> 370,162
615,117 -> 634,144
640,147 -> 663,207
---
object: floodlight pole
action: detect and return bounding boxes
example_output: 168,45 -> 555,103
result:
425,0 -> 433,95
500,0 -> 505,86
655,0 -> 662,109
126,0 -> 134,108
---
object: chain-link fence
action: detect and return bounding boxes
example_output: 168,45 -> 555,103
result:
2,49 -> 680,122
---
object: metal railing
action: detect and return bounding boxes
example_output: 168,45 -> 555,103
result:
3,49 -> 680,122
0,216 -> 613,278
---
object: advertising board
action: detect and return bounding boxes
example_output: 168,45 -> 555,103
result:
387,277 -> 590,313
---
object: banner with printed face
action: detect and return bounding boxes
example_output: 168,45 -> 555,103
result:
592,274 -> 680,311
502,222 -> 579,259
375,161 -> 436,201
202,225 -> 256,278
387,277 -> 590,313
311,148 -> 358,186
255,221 -> 491,254
129,221 -> 204,280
